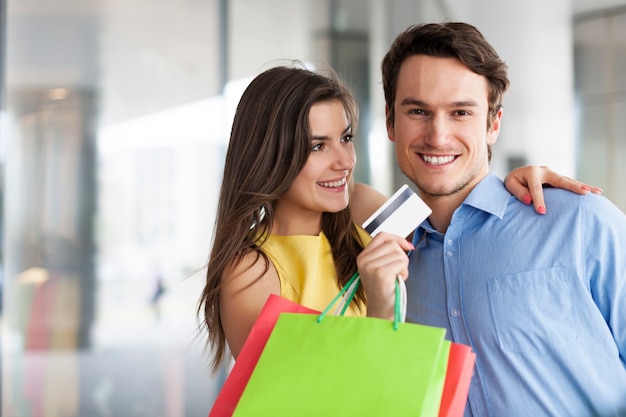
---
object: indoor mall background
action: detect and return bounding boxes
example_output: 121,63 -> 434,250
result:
1,0 -> 625,415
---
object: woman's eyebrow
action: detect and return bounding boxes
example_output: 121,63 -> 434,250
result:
311,125 -> 352,141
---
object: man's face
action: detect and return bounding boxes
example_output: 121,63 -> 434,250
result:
386,55 -> 502,201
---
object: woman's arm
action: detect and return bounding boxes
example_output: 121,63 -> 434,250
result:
220,252 -> 280,359
351,165 -> 601,223
504,165 -> 603,214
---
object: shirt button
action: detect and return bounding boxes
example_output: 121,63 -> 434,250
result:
447,239 -> 454,246
451,308 -> 460,317
447,251 -> 453,257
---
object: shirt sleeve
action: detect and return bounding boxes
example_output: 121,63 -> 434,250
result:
583,194 -> 626,359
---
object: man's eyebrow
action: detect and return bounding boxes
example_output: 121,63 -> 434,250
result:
399,98 -> 480,107
450,100 -> 479,107
399,98 -> 428,106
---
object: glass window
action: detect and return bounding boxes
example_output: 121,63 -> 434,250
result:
574,8 -> 626,211
2,1 -> 227,415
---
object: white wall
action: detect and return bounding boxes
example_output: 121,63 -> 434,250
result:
452,0 -> 576,177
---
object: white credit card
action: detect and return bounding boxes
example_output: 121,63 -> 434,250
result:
362,184 -> 431,238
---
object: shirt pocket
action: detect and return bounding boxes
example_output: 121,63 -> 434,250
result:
487,266 -> 578,356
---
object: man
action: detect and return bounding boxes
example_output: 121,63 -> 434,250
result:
382,22 -> 626,416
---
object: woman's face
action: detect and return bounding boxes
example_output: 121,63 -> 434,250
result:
274,99 -> 356,234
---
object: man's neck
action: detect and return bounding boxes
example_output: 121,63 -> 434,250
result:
421,183 -> 478,233
422,194 -> 465,234
419,171 -> 490,233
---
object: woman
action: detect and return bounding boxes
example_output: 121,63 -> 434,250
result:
198,64 -> 600,373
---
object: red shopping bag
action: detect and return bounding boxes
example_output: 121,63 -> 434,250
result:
439,343 -> 476,417
208,294 -> 318,417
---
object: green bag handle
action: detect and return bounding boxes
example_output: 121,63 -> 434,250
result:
317,272 -> 407,331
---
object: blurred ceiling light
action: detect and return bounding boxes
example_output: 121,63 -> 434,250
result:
48,88 -> 68,100
16,267 -> 50,285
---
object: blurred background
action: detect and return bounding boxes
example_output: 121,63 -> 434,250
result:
1,0 -> 625,416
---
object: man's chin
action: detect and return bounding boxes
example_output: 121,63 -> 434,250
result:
416,181 -> 468,199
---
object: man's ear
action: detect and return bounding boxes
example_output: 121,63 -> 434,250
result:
385,105 -> 395,142
487,107 -> 503,145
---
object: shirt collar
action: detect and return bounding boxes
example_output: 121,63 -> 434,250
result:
412,172 -> 509,245
463,172 -> 509,220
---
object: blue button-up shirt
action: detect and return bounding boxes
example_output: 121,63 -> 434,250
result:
407,173 -> 626,417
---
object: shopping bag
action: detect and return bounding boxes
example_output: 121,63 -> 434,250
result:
439,343 -> 476,417
208,295 -> 319,417
232,275 -> 450,417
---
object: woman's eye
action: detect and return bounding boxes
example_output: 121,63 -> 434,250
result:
342,134 -> 354,143
312,143 -> 324,152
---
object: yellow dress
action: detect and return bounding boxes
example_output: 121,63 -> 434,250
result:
260,226 -> 371,317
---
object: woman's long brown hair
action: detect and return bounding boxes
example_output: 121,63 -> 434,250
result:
198,65 -> 366,373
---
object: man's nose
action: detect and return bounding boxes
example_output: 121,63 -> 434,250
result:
424,115 -> 451,147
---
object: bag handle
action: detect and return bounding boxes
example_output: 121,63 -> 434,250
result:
317,272 -> 407,331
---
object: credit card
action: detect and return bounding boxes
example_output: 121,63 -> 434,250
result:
362,184 -> 431,238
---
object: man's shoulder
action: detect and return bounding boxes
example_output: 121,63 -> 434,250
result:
542,187 -> 626,222
543,187 -> 610,206
499,186 -> 620,220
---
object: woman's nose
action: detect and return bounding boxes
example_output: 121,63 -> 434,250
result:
334,146 -> 355,170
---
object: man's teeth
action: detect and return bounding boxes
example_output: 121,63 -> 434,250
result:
422,155 -> 455,165
318,178 -> 346,188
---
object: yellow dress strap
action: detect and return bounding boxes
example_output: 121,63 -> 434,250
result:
261,226 -> 371,316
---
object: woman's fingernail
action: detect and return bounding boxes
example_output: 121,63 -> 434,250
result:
538,205 -> 546,215
523,194 -> 532,205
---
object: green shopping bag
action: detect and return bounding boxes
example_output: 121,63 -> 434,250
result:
232,274 -> 450,417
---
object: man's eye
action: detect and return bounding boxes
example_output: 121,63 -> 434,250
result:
409,109 -> 426,115
455,110 -> 470,116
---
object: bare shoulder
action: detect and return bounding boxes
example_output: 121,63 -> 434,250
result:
220,250 -> 280,358
221,250 -> 276,293
350,182 -> 388,226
